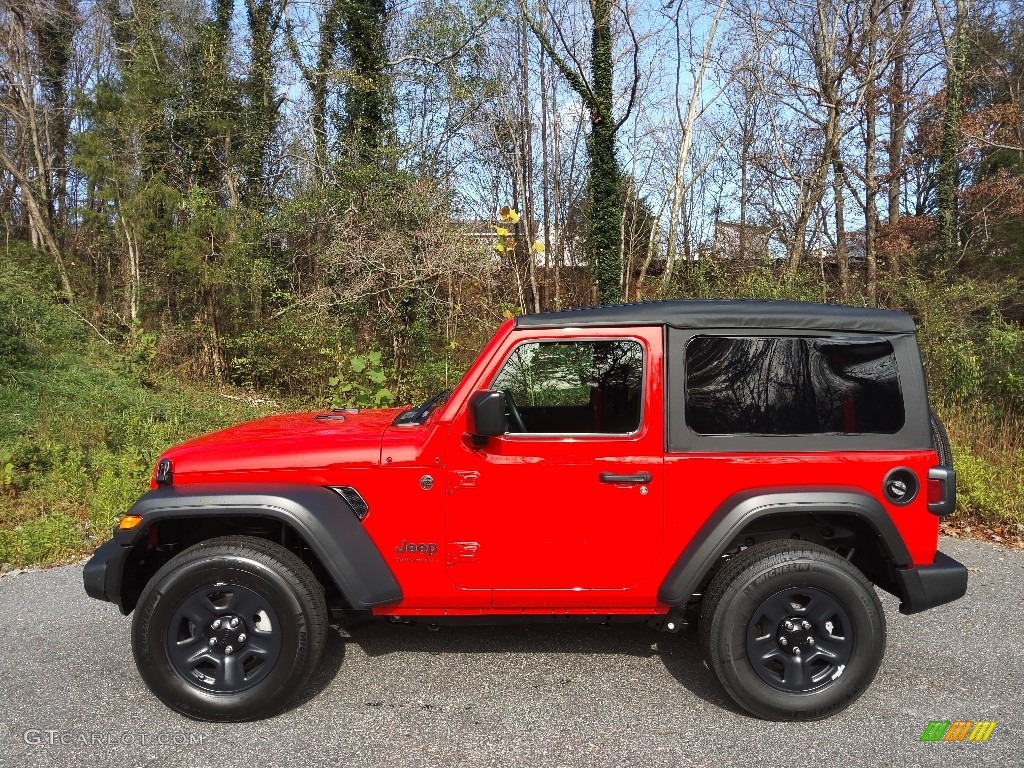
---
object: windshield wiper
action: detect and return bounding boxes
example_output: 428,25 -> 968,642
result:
392,389 -> 451,425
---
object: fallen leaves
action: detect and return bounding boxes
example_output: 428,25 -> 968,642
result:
940,516 -> 1024,550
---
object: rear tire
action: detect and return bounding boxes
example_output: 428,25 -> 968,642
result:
131,535 -> 327,721
700,540 -> 885,720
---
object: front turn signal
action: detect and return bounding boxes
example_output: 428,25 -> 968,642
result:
118,515 -> 144,530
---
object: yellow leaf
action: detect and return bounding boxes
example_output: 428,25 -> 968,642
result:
531,240 -> 545,253
502,309 -> 514,319
495,226 -> 510,237
494,243 -> 505,253
505,209 -> 521,224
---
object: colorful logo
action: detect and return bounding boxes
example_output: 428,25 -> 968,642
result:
920,721 -> 997,742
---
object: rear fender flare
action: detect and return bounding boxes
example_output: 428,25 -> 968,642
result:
657,488 -> 911,605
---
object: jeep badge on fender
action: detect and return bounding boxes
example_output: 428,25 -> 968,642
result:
83,299 -> 967,722
395,540 -> 438,555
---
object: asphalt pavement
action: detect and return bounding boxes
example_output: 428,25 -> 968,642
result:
0,535 -> 1020,768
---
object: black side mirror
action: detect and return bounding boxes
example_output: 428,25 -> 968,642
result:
468,390 -> 507,440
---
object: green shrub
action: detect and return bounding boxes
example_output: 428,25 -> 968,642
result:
330,351 -> 394,408
953,444 -> 1024,525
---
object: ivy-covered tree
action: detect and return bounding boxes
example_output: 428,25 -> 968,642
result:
340,0 -> 395,158
520,0 -> 637,305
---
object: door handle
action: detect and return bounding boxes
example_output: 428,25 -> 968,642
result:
599,472 -> 652,484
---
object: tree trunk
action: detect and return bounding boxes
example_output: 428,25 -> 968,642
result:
936,0 -> 970,274
519,17 -> 540,313
663,0 -> 728,286
864,0 -> 881,305
833,156 -> 849,301
539,41 -> 552,311
887,0 -> 912,279
550,58 -> 563,309
587,0 -> 622,304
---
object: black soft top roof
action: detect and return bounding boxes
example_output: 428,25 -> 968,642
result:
514,299 -> 916,334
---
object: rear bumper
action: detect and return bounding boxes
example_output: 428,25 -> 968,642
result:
893,550 -> 968,615
83,538 -> 131,613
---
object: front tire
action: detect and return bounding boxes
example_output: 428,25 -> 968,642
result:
131,535 -> 328,721
700,540 -> 885,720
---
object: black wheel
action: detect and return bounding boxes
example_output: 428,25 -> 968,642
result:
131,535 -> 328,721
930,409 -> 953,467
503,391 -> 528,432
700,540 -> 885,720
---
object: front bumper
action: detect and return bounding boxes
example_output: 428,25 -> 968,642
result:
892,550 -> 968,615
83,537 -> 133,613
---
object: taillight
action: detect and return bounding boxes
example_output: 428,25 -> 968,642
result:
926,466 -> 956,516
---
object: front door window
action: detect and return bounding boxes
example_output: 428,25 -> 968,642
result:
490,339 -> 644,435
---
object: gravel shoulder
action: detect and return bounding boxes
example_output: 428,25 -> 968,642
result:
0,536 -> 1020,768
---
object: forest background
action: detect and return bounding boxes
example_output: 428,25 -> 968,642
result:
2,0 -> 1023,564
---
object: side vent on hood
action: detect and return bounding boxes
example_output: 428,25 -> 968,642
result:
328,486 -> 370,520
314,408 -> 360,422
314,413 -> 346,422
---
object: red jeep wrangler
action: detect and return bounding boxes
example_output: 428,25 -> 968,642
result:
84,300 -> 966,721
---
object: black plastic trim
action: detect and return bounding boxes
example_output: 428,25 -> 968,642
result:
927,466 -> 957,516
82,538 -> 129,609
82,483 -> 402,612
891,551 -> 968,614
657,488 -> 912,605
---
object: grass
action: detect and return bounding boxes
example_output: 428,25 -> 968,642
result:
940,399 -> 1024,528
0,258 -> 273,567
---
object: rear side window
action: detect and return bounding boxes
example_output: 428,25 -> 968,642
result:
685,336 -> 904,435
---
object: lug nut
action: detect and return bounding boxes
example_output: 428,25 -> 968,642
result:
779,637 -> 788,646
793,647 -> 802,655
802,621 -> 811,630
785,621 -> 794,631
237,633 -> 247,643
224,645 -> 234,655
807,637 -> 815,646
212,619 -> 222,630
208,638 -> 217,646
230,617 -> 240,628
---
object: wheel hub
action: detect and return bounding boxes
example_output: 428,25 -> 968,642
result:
165,583 -> 282,694
207,614 -> 249,654
745,586 -> 856,693
776,616 -> 815,655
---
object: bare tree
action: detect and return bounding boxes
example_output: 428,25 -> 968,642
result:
0,1 -> 75,297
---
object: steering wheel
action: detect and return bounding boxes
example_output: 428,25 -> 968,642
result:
503,391 -> 528,432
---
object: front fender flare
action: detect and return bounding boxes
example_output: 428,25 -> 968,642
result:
84,483 -> 402,612
657,488 -> 912,606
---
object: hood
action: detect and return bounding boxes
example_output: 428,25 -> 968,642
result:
159,408 -> 405,481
